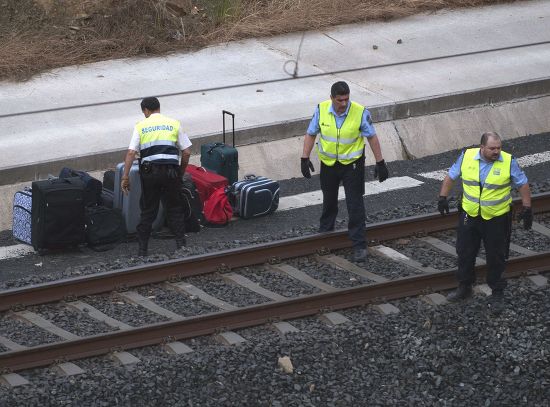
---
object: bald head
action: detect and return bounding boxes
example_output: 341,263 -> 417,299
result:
480,131 -> 501,146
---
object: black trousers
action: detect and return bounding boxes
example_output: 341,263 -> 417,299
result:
137,164 -> 186,242
455,211 -> 510,292
319,156 -> 366,249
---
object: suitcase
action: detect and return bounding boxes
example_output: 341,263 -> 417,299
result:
186,164 -> 228,204
200,110 -> 239,185
59,167 -> 102,207
85,206 -> 127,249
12,188 -> 33,244
31,177 -> 86,252
103,170 -> 115,191
113,162 -> 165,234
99,188 -> 114,209
228,175 -> 280,219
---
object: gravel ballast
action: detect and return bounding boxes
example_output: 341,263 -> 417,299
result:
0,135 -> 549,405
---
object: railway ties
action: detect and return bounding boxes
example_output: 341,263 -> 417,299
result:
1,193 -> 549,385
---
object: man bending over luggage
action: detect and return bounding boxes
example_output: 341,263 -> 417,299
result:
121,97 -> 192,256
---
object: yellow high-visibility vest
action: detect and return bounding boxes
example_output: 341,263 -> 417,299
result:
461,148 -> 512,219
136,114 -> 180,164
317,100 -> 364,166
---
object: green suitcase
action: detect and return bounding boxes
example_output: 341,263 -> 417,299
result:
200,110 -> 239,185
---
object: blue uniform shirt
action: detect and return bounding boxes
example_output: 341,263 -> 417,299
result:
448,150 -> 528,188
306,101 -> 376,137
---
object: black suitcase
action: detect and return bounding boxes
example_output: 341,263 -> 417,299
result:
85,206 -> 127,249
102,170 -> 115,192
200,110 -> 239,185
31,177 -> 86,252
59,167 -> 102,207
228,175 -> 279,219
99,188 -> 114,208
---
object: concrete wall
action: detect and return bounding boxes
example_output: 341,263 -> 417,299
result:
1,95 -> 549,232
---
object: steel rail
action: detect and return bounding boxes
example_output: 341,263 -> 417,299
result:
1,193 -> 549,312
1,251 -> 549,372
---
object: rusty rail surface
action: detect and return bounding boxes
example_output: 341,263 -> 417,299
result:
1,251 -> 549,372
1,193 -> 549,312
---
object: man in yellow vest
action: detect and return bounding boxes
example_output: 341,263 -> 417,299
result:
438,132 -> 532,313
121,97 -> 192,256
301,81 -> 389,262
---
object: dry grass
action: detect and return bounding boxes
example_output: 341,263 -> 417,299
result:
0,0 -> 518,82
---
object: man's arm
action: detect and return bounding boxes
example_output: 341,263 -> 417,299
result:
302,134 -> 317,158
439,175 -> 455,198
366,135 -> 383,162
180,147 -> 191,174
121,149 -> 137,194
518,183 -> 531,208
123,149 -> 137,178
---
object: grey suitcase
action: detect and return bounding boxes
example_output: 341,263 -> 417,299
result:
12,188 -> 33,244
228,175 -> 279,219
113,161 -> 164,234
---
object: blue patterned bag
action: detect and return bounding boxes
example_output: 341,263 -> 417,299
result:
12,188 -> 32,244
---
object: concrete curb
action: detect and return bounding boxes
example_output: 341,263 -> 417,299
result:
2,77 -> 549,187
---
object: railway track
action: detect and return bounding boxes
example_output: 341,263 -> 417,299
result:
1,193 -> 550,379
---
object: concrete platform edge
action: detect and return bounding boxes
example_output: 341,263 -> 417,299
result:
2,77 -> 549,186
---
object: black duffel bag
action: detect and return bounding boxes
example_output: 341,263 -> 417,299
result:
59,167 -> 103,207
181,173 -> 203,232
85,206 -> 127,251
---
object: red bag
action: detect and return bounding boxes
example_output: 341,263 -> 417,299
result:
203,187 -> 233,225
186,164 -> 228,203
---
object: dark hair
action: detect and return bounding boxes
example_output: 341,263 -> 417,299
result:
141,97 -> 160,111
331,81 -> 350,97
480,131 -> 501,145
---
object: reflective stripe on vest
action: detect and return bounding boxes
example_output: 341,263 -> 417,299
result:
460,148 -> 512,219
317,100 -> 364,166
136,114 -> 180,164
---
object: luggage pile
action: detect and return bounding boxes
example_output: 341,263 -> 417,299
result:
11,110 -> 281,254
12,168 -> 126,254
193,111 -> 280,225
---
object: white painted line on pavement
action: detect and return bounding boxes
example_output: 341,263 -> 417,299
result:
0,244 -> 34,260
417,170 -> 448,181
278,176 -> 424,211
417,150 -> 550,181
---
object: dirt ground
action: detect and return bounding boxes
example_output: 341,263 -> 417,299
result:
1,0 -> 517,82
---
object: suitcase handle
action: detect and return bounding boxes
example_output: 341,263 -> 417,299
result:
222,110 -> 235,147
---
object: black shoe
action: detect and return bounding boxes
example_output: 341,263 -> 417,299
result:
353,248 -> 367,262
447,284 -> 473,302
175,238 -> 186,250
488,291 -> 505,314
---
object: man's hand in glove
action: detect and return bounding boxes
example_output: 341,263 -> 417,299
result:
301,157 -> 315,178
121,176 -> 130,195
517,206 -> 533,230
438,196 -> 449,215
373,159 -> 389,182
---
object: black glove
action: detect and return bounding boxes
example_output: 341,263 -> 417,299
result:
438,196 -> 449,215
301,157 -> 315,178
373,159 -> 389,182
517,206 -> 533,230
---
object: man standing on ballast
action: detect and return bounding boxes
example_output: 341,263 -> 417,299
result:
300,81 -> 389,262
438,132 -> 532,314
121,97 -> 192,256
